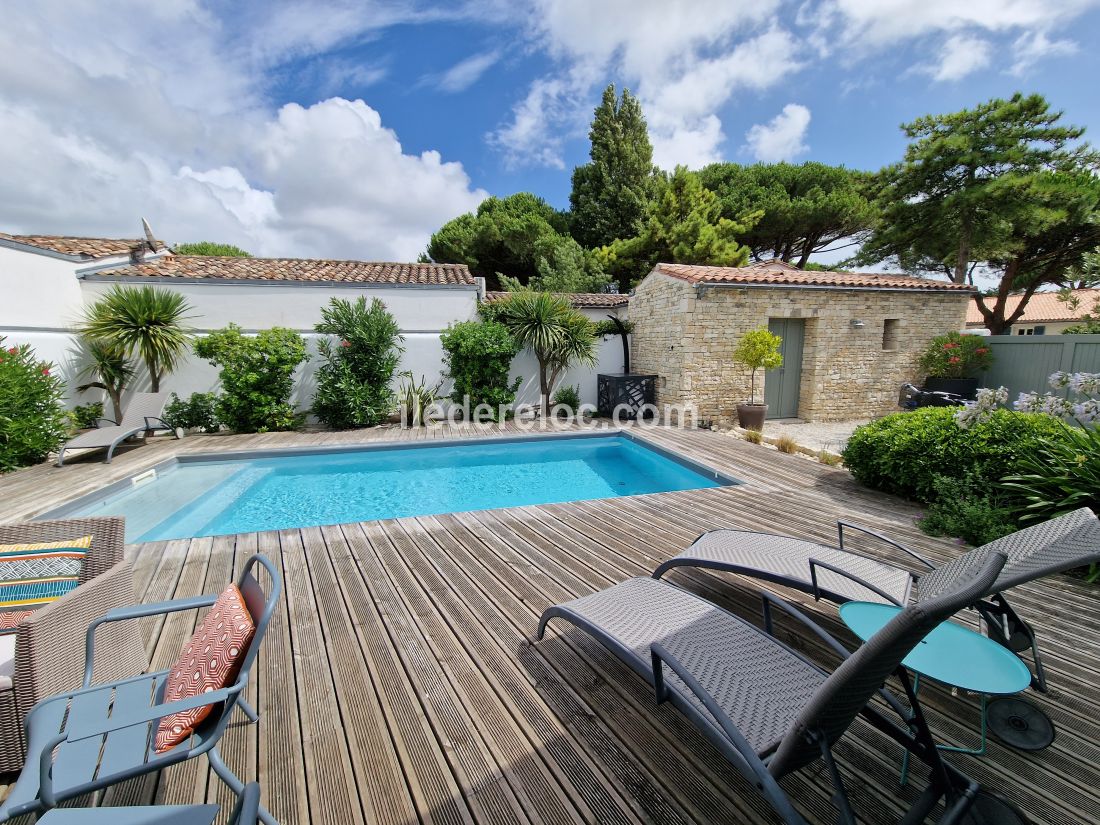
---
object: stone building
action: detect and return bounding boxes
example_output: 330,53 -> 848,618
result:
629,260 -> 974,424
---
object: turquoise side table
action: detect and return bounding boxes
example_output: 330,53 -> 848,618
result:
840,601 -> 1035,785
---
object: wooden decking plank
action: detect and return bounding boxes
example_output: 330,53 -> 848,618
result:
334,520 -> 476,825
372,518 -> 576,825
253,528 -> 309,825
274,528 -> 362,825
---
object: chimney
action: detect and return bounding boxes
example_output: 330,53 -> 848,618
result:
129,243 -> 145,263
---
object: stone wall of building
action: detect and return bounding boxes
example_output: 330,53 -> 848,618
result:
629,272 -> 970,424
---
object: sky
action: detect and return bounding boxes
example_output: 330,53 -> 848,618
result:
3,0 -> 1100,263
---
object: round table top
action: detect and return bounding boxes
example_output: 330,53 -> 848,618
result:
839,601 -> 1032,695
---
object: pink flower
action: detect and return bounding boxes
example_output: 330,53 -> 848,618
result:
7,347 -> 16,355
976,347 -> 989,355
41,367 -> 50,375
948,356 -> 961,364
340,340 -> 351,348
942,342 -> 959,350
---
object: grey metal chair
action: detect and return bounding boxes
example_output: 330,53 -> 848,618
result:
34,781 -> 262,825
0,555 -> 282,825
538,552 -> 1009,825
57,391 -> 176,465
653,507 -> 1100,691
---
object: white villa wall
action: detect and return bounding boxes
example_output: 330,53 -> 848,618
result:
1,243 -> 625,417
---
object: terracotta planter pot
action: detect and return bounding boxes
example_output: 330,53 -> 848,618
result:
736,403 -> 767,431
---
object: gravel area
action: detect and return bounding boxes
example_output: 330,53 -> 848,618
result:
762,418 -> 868,454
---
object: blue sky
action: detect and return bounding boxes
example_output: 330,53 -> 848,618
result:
3,1 -> 1100,261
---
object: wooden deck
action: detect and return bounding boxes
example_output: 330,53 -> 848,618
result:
3,424 -> 1099,824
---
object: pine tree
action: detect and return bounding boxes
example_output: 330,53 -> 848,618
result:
569,85 -> 656,249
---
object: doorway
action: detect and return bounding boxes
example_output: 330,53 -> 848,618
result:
764,318 -> 804,419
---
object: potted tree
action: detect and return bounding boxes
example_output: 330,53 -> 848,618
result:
732,327 -> 783,430
917,331 -> 994,400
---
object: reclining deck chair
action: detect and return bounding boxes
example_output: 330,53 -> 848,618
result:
57,391 -> 175,466
0,555 -> 282,825
653,507 -> 1100,691
538,553 -> 1009,825
35,781 -> 262,825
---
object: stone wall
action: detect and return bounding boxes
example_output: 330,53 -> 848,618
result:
629,272 -> 970,424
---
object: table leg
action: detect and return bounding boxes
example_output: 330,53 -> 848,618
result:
900,676 -> 990,787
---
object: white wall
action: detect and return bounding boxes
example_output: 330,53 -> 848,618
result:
1,242 -> 627,416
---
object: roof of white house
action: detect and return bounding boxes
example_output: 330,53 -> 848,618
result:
654,259 -> 975,292
0,232 -> 166,259
966,288 -> 1100,325
484,291 -> 629,307
87,255 -> 476,287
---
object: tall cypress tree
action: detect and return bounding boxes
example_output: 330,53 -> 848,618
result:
569,85 -> 655,250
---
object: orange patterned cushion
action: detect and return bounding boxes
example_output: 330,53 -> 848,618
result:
155,584 -> 255,752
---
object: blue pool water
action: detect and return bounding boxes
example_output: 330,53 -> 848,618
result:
61,434 -> 734,542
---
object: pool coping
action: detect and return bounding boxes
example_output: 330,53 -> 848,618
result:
36,428 -> 741,527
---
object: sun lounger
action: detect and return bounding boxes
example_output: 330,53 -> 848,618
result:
57,391 -> 175,465
652,508 -> 1100,690
538,552 -> 1008,824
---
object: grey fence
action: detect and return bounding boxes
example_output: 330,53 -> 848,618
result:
978,334 -> 1100,400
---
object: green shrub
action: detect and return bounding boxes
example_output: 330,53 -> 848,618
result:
1002,422 -> 1100,524
194,324 -> 307,433
551,384 -> 581,415
440,320 -> 521,420
397,372 -> 442,426
917,474 -> 1018,546
917,330 -> 993,378
0,338 -> 68,472
163,392 -> 220,433
312,297 -> 404,429
69,401 -> 104,430
842,407 -> 1065,503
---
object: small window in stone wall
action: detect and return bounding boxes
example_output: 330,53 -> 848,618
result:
882,318 -> 900,351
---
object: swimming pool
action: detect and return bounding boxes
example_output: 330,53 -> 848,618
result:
47,432 -> 738,542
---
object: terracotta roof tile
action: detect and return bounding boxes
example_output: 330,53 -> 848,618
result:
484,291 -> 629,307
966,289 -> 1100,325
90,256 -> 476,286
0,233 -> 165,258
655,260 -> 975,292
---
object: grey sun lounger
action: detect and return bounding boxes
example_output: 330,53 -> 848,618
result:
35,782 -> 262,825
57,391 -> 176,465
538,552 -> 1009,825
653,507 -> 1100,690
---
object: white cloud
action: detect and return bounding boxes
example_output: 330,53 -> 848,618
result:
1010,30 -> 1079,75
0,1 -> 487,261
743,104 -> 812,163
925,34 -> 993,81
437,50 -> 501,92
493,3 -> 798,169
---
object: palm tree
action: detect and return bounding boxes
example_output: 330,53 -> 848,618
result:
76,339 -> 135,423
495,292 -> 597,416
78,285 -> 194,391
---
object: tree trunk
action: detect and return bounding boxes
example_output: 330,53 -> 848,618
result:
150,371 -> 161,393
795,239 -> 814,269
108,389 -> 123,424
537,355 -> 551,417
953,220 -> 972,284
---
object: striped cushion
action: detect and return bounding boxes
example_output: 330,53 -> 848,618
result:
0,536 -> 91,634
155,584 -> 255,752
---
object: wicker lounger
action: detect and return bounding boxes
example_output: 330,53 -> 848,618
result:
653,508 -> 1100,690
57,391 -> 176,466
537,553 -> 1009,825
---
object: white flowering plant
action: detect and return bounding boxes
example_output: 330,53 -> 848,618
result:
955,371 -> 1100,429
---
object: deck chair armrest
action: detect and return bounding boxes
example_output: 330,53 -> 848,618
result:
94,417 -> 118,428
649,643 -> 809,825
837,520 -> 935,570
808,558 -> 906,606
144,416 -> 172,431
85,594 -> 219,687
759,592 -> 853,661
63,682 -> 242,742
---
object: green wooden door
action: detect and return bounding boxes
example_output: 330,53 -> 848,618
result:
764,318 -> 804,419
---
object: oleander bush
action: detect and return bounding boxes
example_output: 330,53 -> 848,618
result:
312,297 -> 404,429
163,392 -> 221,433
194,324 -> 307,433
440,319 -> 521,420
917,474 -> 1018,547
842,407 -> 1066,504
0,338 -> 68,472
